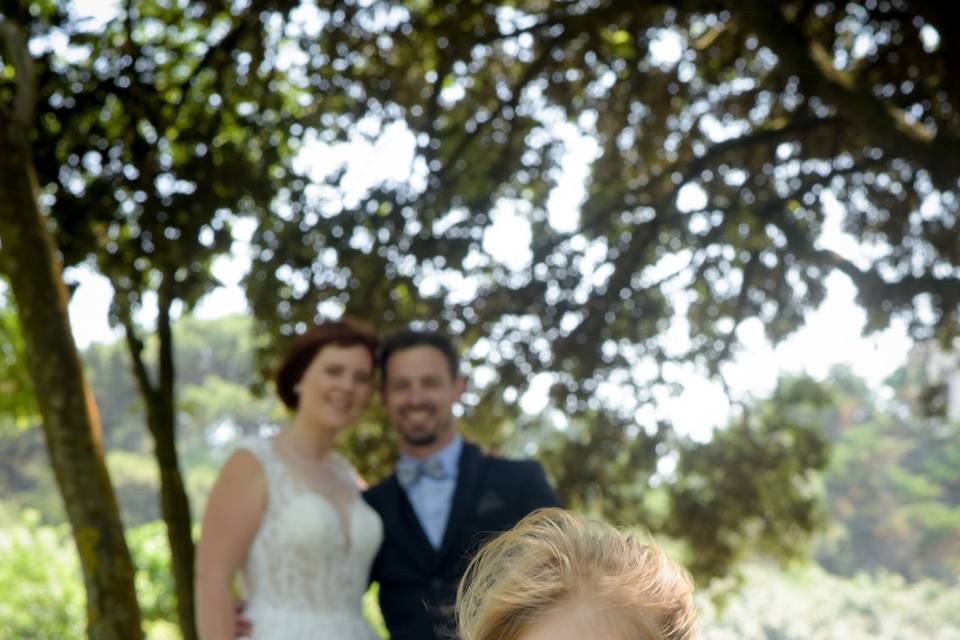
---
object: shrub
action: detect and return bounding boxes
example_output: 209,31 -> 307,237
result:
700,561 -> 960,639
0,508 -> 84,639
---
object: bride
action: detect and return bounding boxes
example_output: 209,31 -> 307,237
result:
196,319 -> 383,640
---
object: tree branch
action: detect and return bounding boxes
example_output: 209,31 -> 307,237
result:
742,2 -> 960,189
116,289 -> 158,407
682,114 -> 841,183
773,207 -> 960,335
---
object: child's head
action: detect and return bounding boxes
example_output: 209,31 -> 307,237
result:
456,508 -> 698,640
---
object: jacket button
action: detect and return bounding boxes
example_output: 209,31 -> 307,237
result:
431,578 -> 443,590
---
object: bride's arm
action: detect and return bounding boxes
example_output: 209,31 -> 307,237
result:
195,449 -> 266,640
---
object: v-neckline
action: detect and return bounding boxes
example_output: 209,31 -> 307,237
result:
269,438 -> 358,550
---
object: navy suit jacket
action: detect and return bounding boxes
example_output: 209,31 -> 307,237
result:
363,440 -> 559,640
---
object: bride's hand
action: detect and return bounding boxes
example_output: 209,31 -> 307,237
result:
233,600 -> 252,638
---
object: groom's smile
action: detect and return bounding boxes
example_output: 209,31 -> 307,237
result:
399,403 -> 436,422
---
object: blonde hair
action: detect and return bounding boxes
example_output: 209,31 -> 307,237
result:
456,508 -> 698,640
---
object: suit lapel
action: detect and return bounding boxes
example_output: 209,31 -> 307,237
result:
385,474 -> 438,572
437,441 -> 482,565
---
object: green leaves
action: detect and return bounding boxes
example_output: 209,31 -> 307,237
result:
665,376 -> 831,580
0,289 -> 38,433
820,360 -> 960,582
0,508 -> 85,639
701,562 -> 960,638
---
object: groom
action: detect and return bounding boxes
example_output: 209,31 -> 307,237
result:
363,328 -> 560,640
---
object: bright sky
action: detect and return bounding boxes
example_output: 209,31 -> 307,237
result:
60,0 -> 914,440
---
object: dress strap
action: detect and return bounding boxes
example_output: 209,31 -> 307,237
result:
233,436 -> 281,495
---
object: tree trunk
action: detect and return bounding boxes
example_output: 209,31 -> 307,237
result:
0,99 -> 145,640
153,411 -> 198,640
120,282 -> 197,640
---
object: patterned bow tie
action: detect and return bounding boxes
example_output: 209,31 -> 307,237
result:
396,457 -> 448,487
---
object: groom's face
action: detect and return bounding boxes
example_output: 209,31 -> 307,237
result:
383,345 -> 465,455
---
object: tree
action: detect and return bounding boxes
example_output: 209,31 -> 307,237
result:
247,0 -> 959,357
23,0 -> 314,633
663,375 -> 831,578
0,9 -> 143,638
241,1 -> 958,579
818,362 -> 960,582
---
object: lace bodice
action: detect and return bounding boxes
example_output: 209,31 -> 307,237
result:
236,437 -> 383,639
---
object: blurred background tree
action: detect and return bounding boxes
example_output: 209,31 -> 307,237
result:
239,0 -> 959,579
6,0 -> 331,633
817,361 -> 960,582
1,5 -> 144,636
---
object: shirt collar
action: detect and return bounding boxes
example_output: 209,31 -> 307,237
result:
398,434 -> 463,479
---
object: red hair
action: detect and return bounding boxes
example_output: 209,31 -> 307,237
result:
274,318 -> 379,409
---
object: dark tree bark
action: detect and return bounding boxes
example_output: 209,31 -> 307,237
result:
0,21 -> 144,640
118,280 -> 197,640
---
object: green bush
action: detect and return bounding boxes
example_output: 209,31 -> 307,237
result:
0,508 -> 84,639
0,510 -> 389,639
127,520 -> 177,628
12,506 -> 953,640
700,561 -> 960,639
0,509 -> 179,639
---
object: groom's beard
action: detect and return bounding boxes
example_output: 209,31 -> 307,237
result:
395,403 -> 452,446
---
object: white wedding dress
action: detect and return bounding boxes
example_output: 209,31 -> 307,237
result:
237,437 -> 383,640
